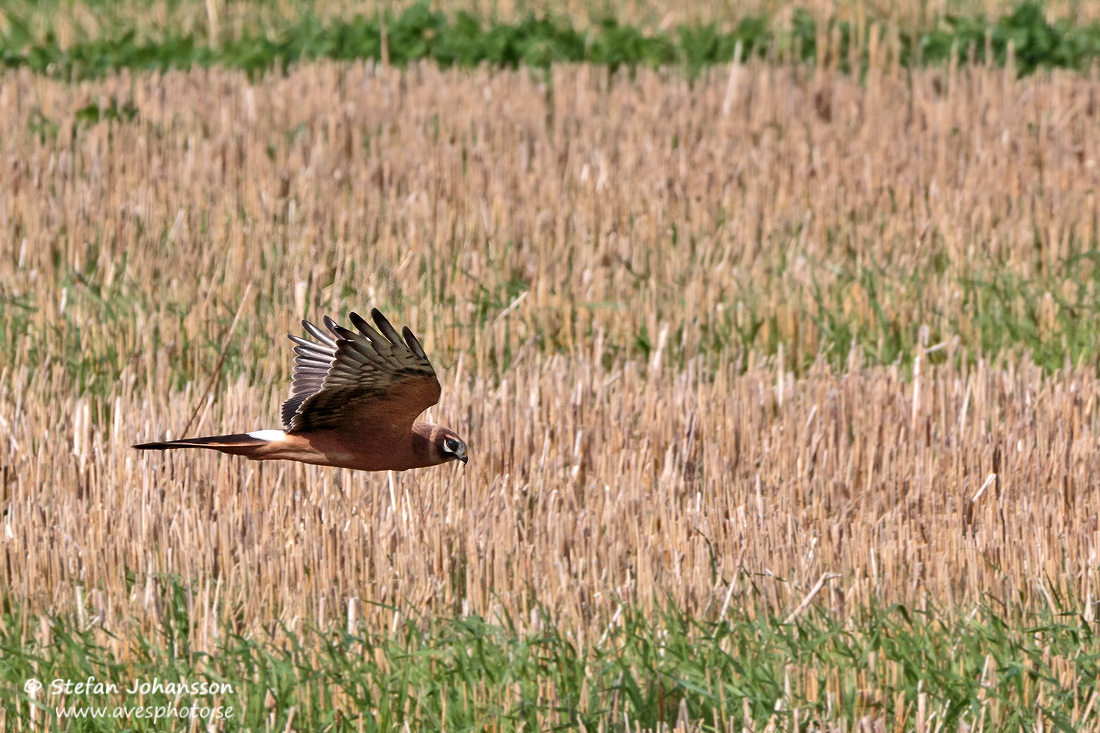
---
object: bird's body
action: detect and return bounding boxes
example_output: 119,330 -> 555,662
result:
135,309 -> 468,471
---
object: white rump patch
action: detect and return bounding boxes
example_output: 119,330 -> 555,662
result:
248,430 -> 287,442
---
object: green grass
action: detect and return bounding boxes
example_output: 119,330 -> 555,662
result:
750,249 -> 1100,374
9,237 -> 1100,408
3,586 -> 1098,730
2,2 -> 1100,79
0,251 -> 258,403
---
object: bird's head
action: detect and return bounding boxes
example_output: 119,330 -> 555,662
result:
433,427 -> 468,466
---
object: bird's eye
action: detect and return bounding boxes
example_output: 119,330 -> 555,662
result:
445,439 -> 458,452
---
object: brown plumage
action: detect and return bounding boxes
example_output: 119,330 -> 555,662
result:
134,308 -> 468,471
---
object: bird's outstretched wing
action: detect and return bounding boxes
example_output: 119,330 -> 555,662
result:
281,309 -> 442,434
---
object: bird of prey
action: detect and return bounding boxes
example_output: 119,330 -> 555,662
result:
135,308 -> 468,471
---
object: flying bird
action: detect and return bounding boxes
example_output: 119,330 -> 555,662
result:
135,308 -> 468,471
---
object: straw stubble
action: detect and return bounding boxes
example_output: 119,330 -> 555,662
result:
1,59 -> 1099,658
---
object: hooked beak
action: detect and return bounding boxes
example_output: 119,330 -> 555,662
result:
458,452 -> 468,465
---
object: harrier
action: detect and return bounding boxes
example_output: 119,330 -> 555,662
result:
135,309 -> 468,471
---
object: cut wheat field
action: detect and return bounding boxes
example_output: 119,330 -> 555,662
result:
5,55 -> 1100,729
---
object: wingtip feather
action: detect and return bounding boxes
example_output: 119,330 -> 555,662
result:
349,311 -> 374,337
371,308 -> 403,344
402,326 -> 428,360
300,319 -> 338,348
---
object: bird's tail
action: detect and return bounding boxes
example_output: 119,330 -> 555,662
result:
133,433 -> 272,458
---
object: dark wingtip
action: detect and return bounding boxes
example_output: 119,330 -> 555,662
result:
330,324 -> 355,341
133,442 -> 168,450
402,325 -> 428,360
370,308 -> 392,330
371,308 -> 404,344
348,311 -> 369,332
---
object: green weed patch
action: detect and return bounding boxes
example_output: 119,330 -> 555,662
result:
2,2 -> 1099,79
3,593 -> 1098,730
